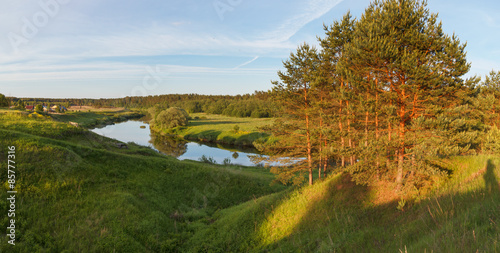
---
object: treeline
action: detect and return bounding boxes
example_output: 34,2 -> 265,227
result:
11,92 -> 274,118
259,0 -> 500,192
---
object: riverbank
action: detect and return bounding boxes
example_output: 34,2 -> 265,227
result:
51,109 -> 145,128
153,113 -> 273,147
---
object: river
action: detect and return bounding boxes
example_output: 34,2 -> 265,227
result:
90,120 -> 265,166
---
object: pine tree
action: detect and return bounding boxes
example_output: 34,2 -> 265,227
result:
480,70 -> 500,126
262,43 -> 320,185
318,13 -> 356,169
339,0 -> 472,190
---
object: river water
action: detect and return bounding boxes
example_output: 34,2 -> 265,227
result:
90,120 -> 264,166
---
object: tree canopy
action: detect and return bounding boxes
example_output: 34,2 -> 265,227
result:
0,93 -> 9,107
153,107 -> 190,130
262,0 -> 482,192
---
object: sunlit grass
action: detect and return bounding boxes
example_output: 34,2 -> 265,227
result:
187,156 -> 500,252
168,113 -> 273,146
0,111 -> 286,251
258,173 -> 344,246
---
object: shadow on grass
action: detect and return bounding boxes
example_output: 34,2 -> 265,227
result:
184,130 -> 222,143
259,159 -> 500,252
183,130 -> 268,148
484,159 -> 500,193
188,120 -> 242,127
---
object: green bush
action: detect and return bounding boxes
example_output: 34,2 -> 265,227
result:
155,107 -> 189,130
35,104 -> 44,112
0,93 -> 9,107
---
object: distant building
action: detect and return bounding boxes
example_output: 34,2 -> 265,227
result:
51,105 -> 67,112
25,105 -> 34,111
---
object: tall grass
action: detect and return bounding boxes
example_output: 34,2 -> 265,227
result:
0,112 -> 285,252
187,156 -> 500,252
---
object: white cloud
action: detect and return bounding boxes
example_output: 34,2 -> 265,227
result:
261,0 -> 344,42
233,56 -> 259,69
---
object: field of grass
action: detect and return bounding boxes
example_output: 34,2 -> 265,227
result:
0,111 -> 285,252
161,113 -> 274,147
1,108 -> 499,252
67,105 -> 126,112
186,156 -> 500,252
51,109 -> 144,128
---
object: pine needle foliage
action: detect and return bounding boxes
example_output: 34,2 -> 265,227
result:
263,0 -> 490,193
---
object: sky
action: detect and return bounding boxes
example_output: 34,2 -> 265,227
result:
0,0 -> 499,99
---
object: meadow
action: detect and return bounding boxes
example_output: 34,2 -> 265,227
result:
0,111 -> 285,251
160,113 -> 273,147
0,109 -> 498,252
186,155 -> 500,252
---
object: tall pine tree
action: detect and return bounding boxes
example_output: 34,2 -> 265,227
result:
339,0 -> 471,189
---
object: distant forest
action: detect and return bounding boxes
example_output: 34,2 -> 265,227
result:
9,91 -> 274,118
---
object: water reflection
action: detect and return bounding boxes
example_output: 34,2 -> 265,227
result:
150,134 -> 187,158
91,120 -> 264,166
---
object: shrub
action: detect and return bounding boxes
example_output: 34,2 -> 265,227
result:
199,155 -> 216,164
223,158 -> 232,165
0,93 -> 9,107
35,104 -> 44,112
155,107 -> 189,130
15,100 -> 25,110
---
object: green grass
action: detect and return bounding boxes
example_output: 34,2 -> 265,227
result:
1,109 -> 499,252
0,111 -> 285,252
159,113 -> 273,147
51,109 -> 144,128
187,156 -> 500,252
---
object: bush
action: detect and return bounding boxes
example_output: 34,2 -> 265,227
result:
35,104 -> 44,112
0,93 -> 9,107
15,100 -> 25,110
155,107 -> 189,130
199,155 -> 216,164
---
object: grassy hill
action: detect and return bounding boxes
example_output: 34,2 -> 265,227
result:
186,156 -> 500,252
0,111 -> 285,252
0,110 -> 498,252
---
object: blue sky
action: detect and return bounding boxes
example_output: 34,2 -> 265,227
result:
0,0 -> 499,98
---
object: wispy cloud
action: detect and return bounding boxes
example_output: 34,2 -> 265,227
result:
233,56 -> 259,69
261,0 -> 344,42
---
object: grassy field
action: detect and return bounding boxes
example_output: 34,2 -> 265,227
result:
161,113 -> 274,147
0,110 -> 285,252
1,108 -> 498,252
186,155 -> 500,252
67,105 -> 126,112
51,109 -> 144,128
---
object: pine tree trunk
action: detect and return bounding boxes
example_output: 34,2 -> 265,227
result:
365,110 -> 369,147
340,118 -> 345,167
375,90 -> 380,177
319,117 -> 323,180
324,139 -> 328,172
396,105 -> 406,191
387,121 -> 392,170
306,115 -> 313,185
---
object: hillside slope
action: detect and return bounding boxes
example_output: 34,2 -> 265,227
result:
187,156 -> 500,252
0,112 -> 285,252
